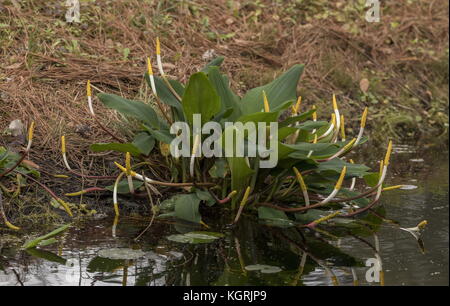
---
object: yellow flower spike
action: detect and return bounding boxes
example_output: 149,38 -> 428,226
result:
293,167 -> 307,191
384,140 -> 393,166
227,190 -> 238,198
87,80 -> 92,97
313,134 -> 318,144
263,90 -> 270,113
65,190 -> 88,196
417,220 -> 428,229
312,105 -> 317,121
114,202 -> 120,216
27,121 -> 35,142
146,57 -> 153,75
342,138 -> 356,152
61,135 -> 66,154
340,115 -> 345,140
125,152 -> 132,176
114,162 -> 137,177
200,220 -> 210,229
5,220 -> 20,231
292,96 -> 302,114
53,174 -> 69,178
349,159 -> 355,164
156,37 -> 161,55
379,159 -> 384,176
335,166 -> 347,190
240,186 -> 251,207
57,198 -> 73,217
332,94 -> 338,111
331,113 -> 336,126
382,185 -> 404,191
312,211 -> 342,225
361,107 -> 368,128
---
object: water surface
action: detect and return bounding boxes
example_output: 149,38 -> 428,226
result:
0,143 -> 448,286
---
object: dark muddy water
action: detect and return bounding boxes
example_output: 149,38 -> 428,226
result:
0,143 -> 448,286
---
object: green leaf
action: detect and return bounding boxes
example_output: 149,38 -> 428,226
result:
279,109 -> 316,128
173,193 -> 202,223
22,224 -> 71,249
227,157 -> 254,207
317,159 -> 371,178
182,72 -> 221,125
363,172 -> 380,187
166,231 -> 224,244
207,66 -> 241,120
237,111 -> 279,124
209,158 -> 229,178
258,207 -> 294,228
201,56 -> 225,72
142,125 -> 174,144
132,132 -> 155,155
97,93 -> 161,129
90,142 -> 141,156
241,64 -> 304,114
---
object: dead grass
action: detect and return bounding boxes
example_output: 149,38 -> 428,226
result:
0,0 -> 448,164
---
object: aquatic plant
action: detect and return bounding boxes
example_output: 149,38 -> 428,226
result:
61,38 -> 425,235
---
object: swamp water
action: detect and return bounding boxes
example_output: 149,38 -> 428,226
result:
0,143 -> 448,286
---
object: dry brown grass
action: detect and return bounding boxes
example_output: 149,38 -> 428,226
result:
1,0 -> 448,164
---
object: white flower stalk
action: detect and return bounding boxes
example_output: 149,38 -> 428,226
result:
351,267 -> 359,286
87,80 -> 95,116
293,167 -> 310,206
319,138 -> 356,162
61,136 -> 72,170
190,134 -> 201,178
26,121 -> 35,152
331,95 -> 340,143
375,140 -> 393,201
112,215 -> 119,238
156,37 -> 164,76
317,113 -> 335,140
340,114 -> 346,142
399,220 -> 428,240
233,186 -> 251,224
307,134 -> 318,158
349,159 -> 356,191
316,166 -> 347,206
125,152 -> 134,194
147,57 -> 157,96
113,172 -> 125,216
355,107 -> 368,145
373,233 -> 384,286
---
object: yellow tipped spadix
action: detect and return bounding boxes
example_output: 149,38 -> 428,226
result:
156,37 -> 161,55
379,159 -> 384,176
343,138 -> 356,152
263,91 -> 270,112
332,94 -> 338,111
239,186 -> 251,207
335,166 -> 347,190
417,220 -> 428,229
147,57 -> 153,75
227,190 -> 237,198
292,96 -> 302,114
312,105 -> 317,120
340,115 -> 345,139
114,162 -> 136,176
293,167 -> 307,191
361,107 -> 368,128
384,140 -> 393,166
382,185 -> 404,191
349,159 -> 355,164
125,152 -> 132,176
27,121 -> 35,142
313,134 -> 318,144
331,113 -> 336,126
5,220 -> 20,231
312,211 -> 342,225
87,80 -> 92,97
61,136 -> 66,154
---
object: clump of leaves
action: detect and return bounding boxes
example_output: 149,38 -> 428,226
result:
67,39 -> 409,233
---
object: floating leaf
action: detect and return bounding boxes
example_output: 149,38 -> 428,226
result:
97,248 -> 145,260
166,231 -> 224,244
245,264 -> 282,274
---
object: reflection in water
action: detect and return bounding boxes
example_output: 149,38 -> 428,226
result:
0,145 -> 448,286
